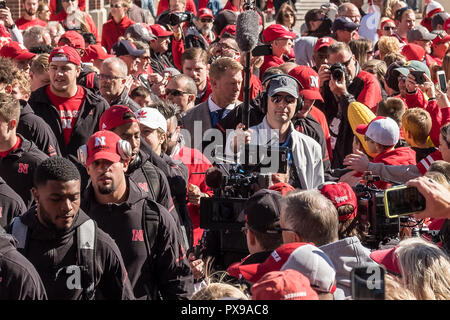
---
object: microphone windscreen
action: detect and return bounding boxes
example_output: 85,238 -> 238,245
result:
235,10 -> 260,52
205,167 -> 224,190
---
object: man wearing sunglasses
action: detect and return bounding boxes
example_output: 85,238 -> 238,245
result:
226,75 -> 324,190
185,8 -> 215,51
165,74 -> 197,113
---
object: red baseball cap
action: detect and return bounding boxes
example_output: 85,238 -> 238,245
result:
251,269 -> 319,300
262,24 -> 297,43
198,8 -> 214,19
401,43 -> 425,61
369,246 -> 401,275
318,182 -> 358,221
86,130 -> 123,166
220,24 -> 237,37
288,66 -> 324,102
445,18 -> 450,31
148,24 -> 173,37
268,182 -> 295,196
81,44 -> 114,63
0,41 -> 36,61
314,36 -> 335,51
99,105 -> 139,131
58,30 -> 86,49
432,32 -> 450,45
49,46 -> 81,66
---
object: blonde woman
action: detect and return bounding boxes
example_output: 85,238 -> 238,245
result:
377,35 -> 401,60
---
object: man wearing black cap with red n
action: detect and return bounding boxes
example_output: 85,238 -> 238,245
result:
28,46 -> 109,161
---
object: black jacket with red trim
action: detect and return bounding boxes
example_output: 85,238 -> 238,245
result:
81,177 -> 193,300
28,85 -> 109,159
0,176 -> 27,228
7,208 -> 134,300
0,225 -> 47,300
0,135 -> 48,208
18,99 -> 61,157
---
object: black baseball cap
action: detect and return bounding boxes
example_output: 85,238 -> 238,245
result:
111,39 -> 145,57
245,189 -> 283,234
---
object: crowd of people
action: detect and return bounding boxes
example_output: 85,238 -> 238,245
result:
0,0 -> 450,301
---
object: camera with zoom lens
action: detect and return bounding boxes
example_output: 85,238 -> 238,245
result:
329,62 -> 349,82
168,11 -> 194,26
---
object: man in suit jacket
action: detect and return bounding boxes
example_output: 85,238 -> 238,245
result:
181,56 -> 243,155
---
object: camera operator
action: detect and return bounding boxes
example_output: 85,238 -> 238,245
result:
316,41 -> 382,169
226,74 -> 324,190
148,24 -> 178,75
184,8 -> 215,51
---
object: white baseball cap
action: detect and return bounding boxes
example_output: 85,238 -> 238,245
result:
134,107 -> 167,133
356,116 -> 399,146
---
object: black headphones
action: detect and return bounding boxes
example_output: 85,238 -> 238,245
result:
260,74 -> 304,115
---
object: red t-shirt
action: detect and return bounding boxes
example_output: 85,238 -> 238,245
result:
101,16 -> 135,53
15,17 -> 47,30
50,10 -> 99,41
46,85 -> 85,146
259,55 -> 286,80
0,136 -> 22,158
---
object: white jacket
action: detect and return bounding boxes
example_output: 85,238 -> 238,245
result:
225,117 -> 324,189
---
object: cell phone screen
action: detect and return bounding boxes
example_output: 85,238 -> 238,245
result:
438,72 -> 447,93
351,266 -> 385,300
385,186 -> 426,218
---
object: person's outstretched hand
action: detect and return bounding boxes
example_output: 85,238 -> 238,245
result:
343,149 -> 370,172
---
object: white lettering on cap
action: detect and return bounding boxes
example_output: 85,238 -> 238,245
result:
310,76 -> 319,88
94,136 -> 106,147
334,195 -> 348,203
285,292 -> 307,299
272,250 -> 281,262
51,56 -> 69,62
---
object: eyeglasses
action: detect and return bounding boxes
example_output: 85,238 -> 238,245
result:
98,74 -> 124,81
216,42 -> 239,52
342,56 -> 353,67
111,4 -> 123,8
284,13 -> 295,18
62,0 -> 77,2
200,18 -> 213,23
383,26 -> 396,31
166,88 -> 190,96
270,94 -> 296,104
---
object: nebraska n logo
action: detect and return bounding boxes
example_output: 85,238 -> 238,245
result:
18,163 -> 29,174
310,76 -> 319,88
132,229 -> 144,242
94,136 -> 106,147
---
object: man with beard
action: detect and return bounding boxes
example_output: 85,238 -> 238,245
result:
185,8 -> 215,51
148,24 -> 176,75
9,156 -> 134,299
81,130 -> 193,299
15,0 -> 47,30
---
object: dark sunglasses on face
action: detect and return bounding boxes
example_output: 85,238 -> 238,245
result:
383,26 -> 396,31
270,94 -> 296,104
111,4 -> 122,8
200,18 -> 213,23
166,89 -> 190,96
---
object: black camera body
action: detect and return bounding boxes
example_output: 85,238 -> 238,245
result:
169,11 -> 194,26
329,62 -> 350,82
354,173 -> 400,249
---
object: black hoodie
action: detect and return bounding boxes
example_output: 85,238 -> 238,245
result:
81,178 -> 194,300
10,208 -> 134,300
0,226 -> 47,300
0,177 -> 26,228
18,100 -> 62,157
0,135 -> 48,208
28,85 -> 109,159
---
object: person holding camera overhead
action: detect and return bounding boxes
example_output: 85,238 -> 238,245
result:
184,8 -> 215,51
101,0 -> 136,53
316,41 -> 382,169
226,74 -> 324,190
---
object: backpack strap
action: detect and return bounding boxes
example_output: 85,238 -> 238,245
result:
141,199 -> 161,299
77,219 -> 97,300
11,217 -> 28,250
141,161 -> 161,202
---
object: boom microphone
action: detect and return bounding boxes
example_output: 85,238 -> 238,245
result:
235,10 -> 260,52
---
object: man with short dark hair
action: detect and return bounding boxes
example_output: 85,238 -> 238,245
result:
9,156 -> 134,299
165,74 -> 197,113
81,130 -> 193,300
181,47 -> 211,105
130,86 -> 156,108
0,93 -> 48,208
28,46 -> 109,159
